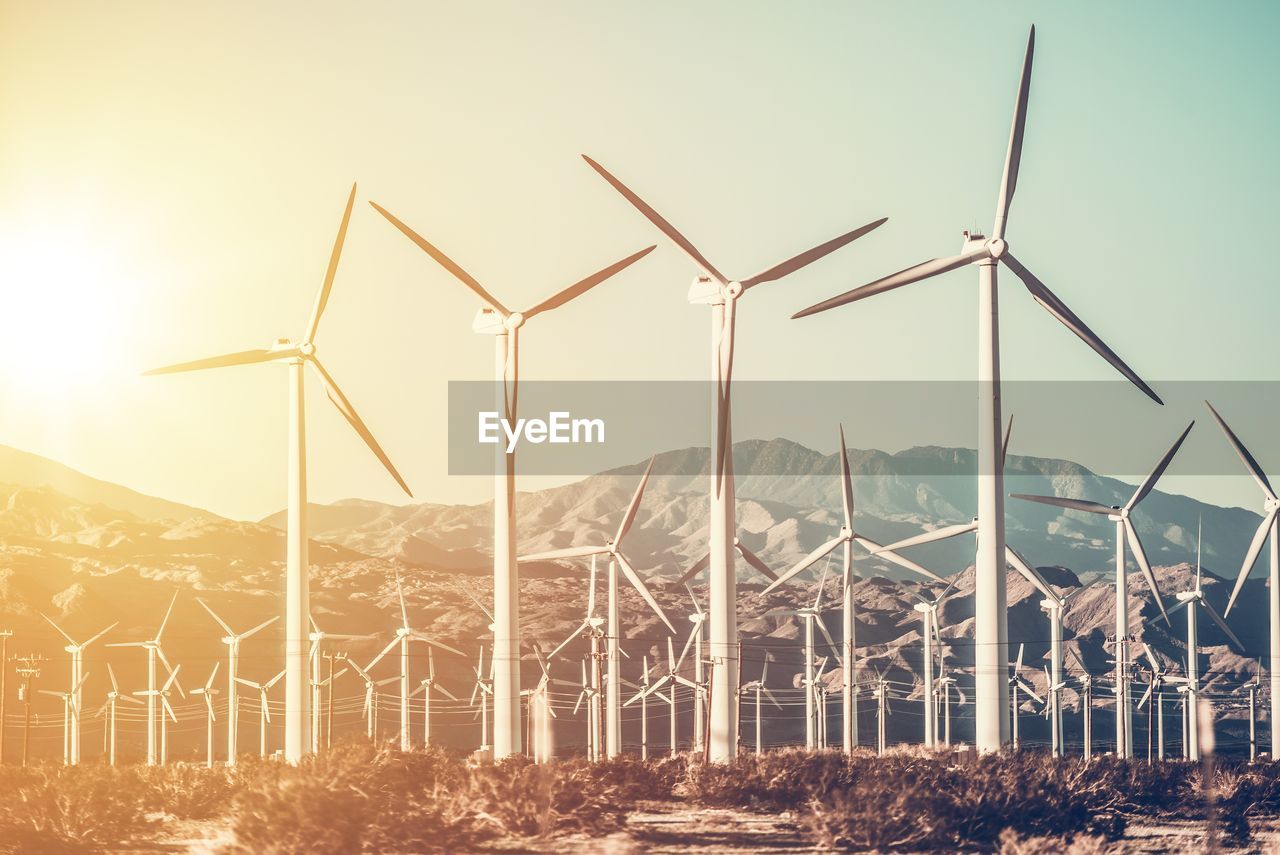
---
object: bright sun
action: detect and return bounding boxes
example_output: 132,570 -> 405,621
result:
0,225 -> 138,400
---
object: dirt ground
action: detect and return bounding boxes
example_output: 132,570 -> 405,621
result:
151,804 -> 1280,853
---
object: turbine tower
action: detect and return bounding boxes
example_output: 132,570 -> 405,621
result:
146,185 -> 411,762
106,592 -> 179,765
40,614 -> 115,765
1012,422 -> 1188,757
1204,400 -> 1280,754
370,199 -> 654,760
583,157 -> 886,762
791,26 -> 1162,752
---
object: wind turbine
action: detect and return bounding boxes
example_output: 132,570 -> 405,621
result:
366,575 -> 464,752
96,663 -> 141,767
349,659 -> 397,742
40,614 -> 115,765
137,664 -> 185,765
196,598 -> 278,766
409,647 -> 457,749
626,637 -> 684,756
147,185 -> 411,763
308,615 -> 369,753
1241,663 -> 1262,762
1012,421 -> 1190,758
1068,648 -> 1096,759
39,672 -> 87,765
191,663 -> 221,768
764,565 -> 843,749
1205,400 -> 1280,754
1166,517 -> 1244,761
522,645 -> 556,763
763,425 -> 944,755
910,581 -> 957,748
1009,644 -> 1044,751
936,668 -> 966,748
584,156 -> 886,763
371,200 -> 653,761
469,644 -> 496,753
106,591 -> 178,765
738,654 -> 782,756
520,457 -> 675,758
1006,548 -> 1085,757
870,673 -> 894,756
237,670 -> 285,757
1137,644 -> 1186,761
792,26 -> 1163,753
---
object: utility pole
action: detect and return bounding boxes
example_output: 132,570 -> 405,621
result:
324,651 -> 345,751
14,655 -> 42,767
0,630 -> 11,765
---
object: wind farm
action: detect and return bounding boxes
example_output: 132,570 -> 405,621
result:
1,3 -> 1280,852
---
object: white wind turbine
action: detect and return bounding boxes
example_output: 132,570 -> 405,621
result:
626,637 -> 684,757
584,156 -> 886,763
1166,517 -> 1244,760
308,615 -> 369,753
738,654 -> 782,756
107,591 -> 179,765
147,185 -> 411,763
520,456 -> 675,759
910,580 -> 957,749
410,647 -> 457,749
1205,400 -> 1280,753
1068,648 -> 1096,759
1006,547 -> 1084,757
196,598 -> 278,766
763,424 -> 945,755
372,200 -> 653,761
792,26 -> 1163,753
237,669 -> 286,757
349,659 -> 398,742
1136,644 -> 1186,761
40,672 -> 88,765
571,658 -> 603,760
191,663 -> 221,768
523,646 -> 557,763
1012,422 -> 1189,758
365,575 -> 464,752
137,664 -> 184,765
469,645 -> 497,753
1009,643 -> 1044,751
96,664 -> 141,767
763,565 -> 843,749
40,614 -> 115,765
870,672 -> 895,756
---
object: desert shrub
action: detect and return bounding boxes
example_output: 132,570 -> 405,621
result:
681,748 -> 852,809
135,762 -> 239,820
997,828 -> 1118,854
0,763 -> 156,853
464,755 -> 636,840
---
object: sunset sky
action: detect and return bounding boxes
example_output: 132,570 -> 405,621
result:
0,2 -> 1277,521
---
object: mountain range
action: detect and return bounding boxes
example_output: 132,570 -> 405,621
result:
0,439 -> 1270,759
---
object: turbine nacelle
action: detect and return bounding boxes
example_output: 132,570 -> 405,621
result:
471,308 -> 507,335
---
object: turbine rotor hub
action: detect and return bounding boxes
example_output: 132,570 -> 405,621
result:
723,281 -> 744,300
987,238 -> 1008,259
505,312 -> 525,331
298,341 -> 316,357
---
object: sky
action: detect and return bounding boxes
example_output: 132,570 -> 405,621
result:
0,1 -> 1277,521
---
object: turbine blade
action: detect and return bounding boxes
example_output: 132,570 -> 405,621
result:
675,551 -> 711,586
1005,546 -> 1057,603
871,520 -> 977,553
1202,602 -> 1245,653
142,348 -> 291,376
1138,680 -> 1154,710
735,540 -> 779,582
838,424 -> 855,528
241,616 -> 280,640
1226,507 -> 1280,616
1002,414 -> 1014,467
108,662 -> 120,694
792,247 -> 990,319
408,631 -> 465,657
581,155 -> 727,285
762,536 -> 842,594
155,592 -> 178,643
196,598 -> 235,637
548,620 -> 590,660
523,246 -> 657,319
309,357 -> 412,497
368,202 -> 510,315
1204,400 -> 1276,500
1123,517 -> 1168,623
367,636 -> 400,671
40,613 -> 76,646
615,552 -> 675,632
853,535 -> 946,584
1001,251 -> 1162,405
518,545 -> 606,562
1010,494 -> 1115,516
992,26 -> 1034,241
615,456 -> 656,545
304,183 -> 357,344
740,218 -> 887,289
396,574 -> 410,630
815,616 -> 842,665
1127,421 -> 1194,510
